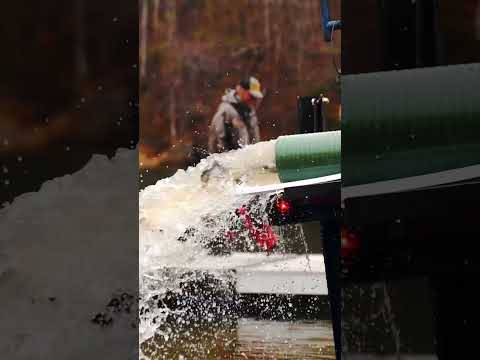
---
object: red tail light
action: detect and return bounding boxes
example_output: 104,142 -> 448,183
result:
341,228 -> 361,258
276,198 -> 291,214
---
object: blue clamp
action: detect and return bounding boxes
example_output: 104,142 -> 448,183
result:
321,0 -> 342,42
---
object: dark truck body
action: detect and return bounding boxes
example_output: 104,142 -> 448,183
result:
342,180 -> 480,355
339,1 -> 480,358
344,181 -> 480,280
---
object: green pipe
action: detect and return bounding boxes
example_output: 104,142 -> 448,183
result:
342,63 -> 480,187
275,131 -> 341,183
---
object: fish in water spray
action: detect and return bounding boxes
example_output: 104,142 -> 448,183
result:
177,194 -> 278,254
200,160 -> 227,184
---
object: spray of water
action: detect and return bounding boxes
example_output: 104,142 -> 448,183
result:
139,141 -> 280,349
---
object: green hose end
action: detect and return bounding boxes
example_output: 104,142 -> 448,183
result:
275,131 -> 341,183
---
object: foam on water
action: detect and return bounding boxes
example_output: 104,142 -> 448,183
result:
139,141 -> 278,346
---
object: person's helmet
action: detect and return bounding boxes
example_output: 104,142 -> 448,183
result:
239,77 -> 264,99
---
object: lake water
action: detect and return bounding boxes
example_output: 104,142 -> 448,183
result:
142,319 -> 335,359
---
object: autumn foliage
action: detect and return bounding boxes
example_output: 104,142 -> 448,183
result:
140,0 -> 341,172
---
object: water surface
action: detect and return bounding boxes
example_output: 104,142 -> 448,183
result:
142,319 -> 335,360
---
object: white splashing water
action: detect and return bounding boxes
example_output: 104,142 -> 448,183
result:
139,141 -> 279,346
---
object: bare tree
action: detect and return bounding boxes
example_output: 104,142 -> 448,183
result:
167,0 -> 177,45
153,0 -> 160,30
140,0 -> 148,79
169,86 -> 177,142
296,2 -> 305,79
167,0 -> 178,143
273,0 -> 283,89
264,0 -> 271,47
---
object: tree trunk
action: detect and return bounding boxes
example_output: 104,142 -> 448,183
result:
140,0 -> 148,79
169,86 -> 177,143
167,0 -> 178,144
167,0 -> 177,46
153,0 -> 160,30
273,1 -> 283,90
296,2 -> 305,80
264,0 -> 271,47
